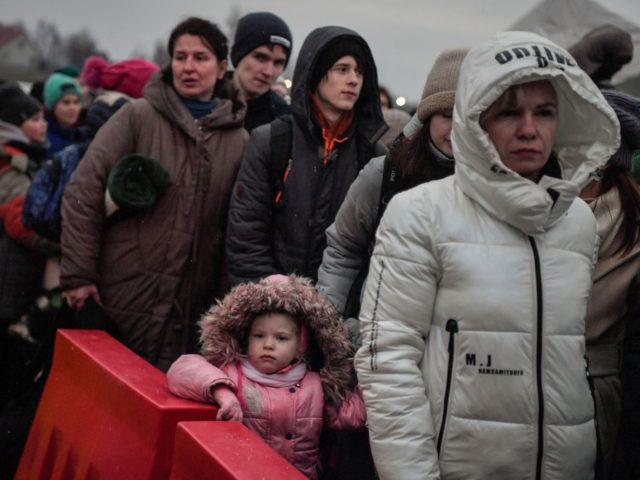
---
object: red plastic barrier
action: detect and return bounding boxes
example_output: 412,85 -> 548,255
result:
15,329 -> 217,480
168,421 -> 306,480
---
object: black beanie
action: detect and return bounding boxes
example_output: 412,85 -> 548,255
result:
0,82 -> 42,127
231,12 -> 292,68
310,38 -> 368,92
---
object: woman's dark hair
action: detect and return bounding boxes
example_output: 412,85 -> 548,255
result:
390,122 -> 452,191
163,17 -> 228,92
167,17 -> 228,62
598,164 -> 640,255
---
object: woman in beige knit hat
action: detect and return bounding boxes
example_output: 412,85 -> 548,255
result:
317,48 -> 468,338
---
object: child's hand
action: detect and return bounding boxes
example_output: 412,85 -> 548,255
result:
212,386 -> 243,422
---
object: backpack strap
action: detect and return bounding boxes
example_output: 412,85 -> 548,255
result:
343,152 -> 399,319
374,153 -> 399,238
354,134 -> 379,172
269,114 -> 294,206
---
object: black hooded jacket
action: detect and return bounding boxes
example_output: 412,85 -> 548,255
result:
226,26 -> 387,287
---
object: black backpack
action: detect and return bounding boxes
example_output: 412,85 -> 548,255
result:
268,114 -> 377,206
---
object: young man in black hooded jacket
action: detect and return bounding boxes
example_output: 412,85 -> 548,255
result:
226,25 -> 387,288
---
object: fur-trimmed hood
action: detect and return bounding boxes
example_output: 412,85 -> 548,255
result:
199,275 -> 354,405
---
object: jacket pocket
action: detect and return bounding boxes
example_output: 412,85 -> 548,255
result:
437,318 -> 458,456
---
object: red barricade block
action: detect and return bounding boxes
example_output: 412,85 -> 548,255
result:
15,329 -> 217,480
169,421 -> 306,480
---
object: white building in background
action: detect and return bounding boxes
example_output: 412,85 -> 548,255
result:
0,25 -> 39,67
0,24 -> 46,83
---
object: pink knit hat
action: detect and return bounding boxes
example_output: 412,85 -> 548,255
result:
80,56 -> 160,98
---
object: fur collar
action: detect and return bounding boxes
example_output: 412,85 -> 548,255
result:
199,275 -> 355,405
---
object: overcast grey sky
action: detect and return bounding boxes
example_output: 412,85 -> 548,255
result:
6,0 -> 640,104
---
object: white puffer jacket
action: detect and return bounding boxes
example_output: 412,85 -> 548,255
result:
355,31 -> 620,480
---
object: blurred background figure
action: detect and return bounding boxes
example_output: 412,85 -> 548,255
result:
379,107 -> 411,148
376,83 -> 412,148
29,65 -> 81,106
0,82 -> 57,479
80,55 -> 159,102
579,87 -> 640,479
569,24 -> 634,89
570,23 -> 640,480
378,85 -> 392,110
78,55 -> 160,141
0,83 -> 55,333
270,75 -> 289,103
43,72 -> 86,156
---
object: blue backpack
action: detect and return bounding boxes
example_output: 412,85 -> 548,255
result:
22,143 -> 87,240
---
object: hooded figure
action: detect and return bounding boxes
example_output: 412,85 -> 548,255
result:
167,275 -> 364,479
226,26 -> 387,287
355,31 -> 620,480
43,73 -> 86,156
0,83 -> 56,323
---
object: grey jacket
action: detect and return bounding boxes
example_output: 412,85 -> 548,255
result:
316,156 -> 384,317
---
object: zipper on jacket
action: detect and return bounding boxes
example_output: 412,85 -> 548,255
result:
437,318 -> 458,455
528,236 -> 545,480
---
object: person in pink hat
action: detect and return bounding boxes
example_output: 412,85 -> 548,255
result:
80,56 -> 160,100
167,274 -> 365,479
76,56 -> 160,141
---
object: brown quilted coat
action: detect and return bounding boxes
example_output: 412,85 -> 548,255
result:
61,73 -> 248,369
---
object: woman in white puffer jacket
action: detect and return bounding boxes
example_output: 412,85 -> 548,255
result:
354,31 -> 621,480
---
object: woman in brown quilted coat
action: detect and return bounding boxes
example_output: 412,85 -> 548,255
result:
60,17 -> 248,370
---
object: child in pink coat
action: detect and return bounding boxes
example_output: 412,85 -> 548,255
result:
167,275 -> 366,479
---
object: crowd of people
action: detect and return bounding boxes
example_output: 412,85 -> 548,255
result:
1,11 -> 639,480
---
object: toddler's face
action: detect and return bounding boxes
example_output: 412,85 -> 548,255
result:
248,313 -> 300,374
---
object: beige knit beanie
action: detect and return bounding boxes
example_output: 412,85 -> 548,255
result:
417,48 -> 468,123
